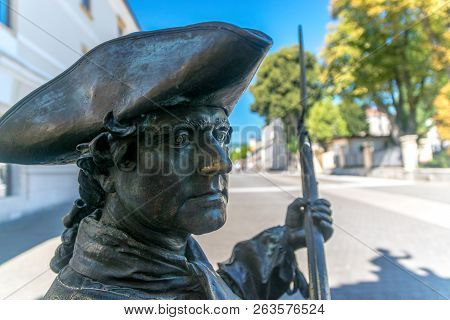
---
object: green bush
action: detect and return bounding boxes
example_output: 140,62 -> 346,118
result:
421,149 -> 450,168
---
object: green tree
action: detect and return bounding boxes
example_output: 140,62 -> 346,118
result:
306,98 -> 348,148
230,144 -> 248,161
250,45 -> 369,150
338,101 -> 369,136
322,0 -> 449,139
250,46 -> 323,144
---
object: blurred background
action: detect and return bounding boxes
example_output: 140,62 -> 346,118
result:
0,0 -> 449,300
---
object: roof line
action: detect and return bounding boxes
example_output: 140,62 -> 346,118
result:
122,0 -> 141,30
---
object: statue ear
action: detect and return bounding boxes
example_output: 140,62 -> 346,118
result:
112,140 -> 137,172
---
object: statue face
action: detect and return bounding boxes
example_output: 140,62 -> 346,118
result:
110,106 -> 232,235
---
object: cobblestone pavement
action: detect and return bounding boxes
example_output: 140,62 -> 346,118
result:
197,173 -> 450,300
1,173 -> 449,299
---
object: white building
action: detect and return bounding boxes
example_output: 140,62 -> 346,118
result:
0,0 -> 139,222
261,118 -> 288,170
366,107 -> 391,137
246,118 -> 288,171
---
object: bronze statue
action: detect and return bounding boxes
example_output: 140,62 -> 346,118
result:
0,22 -> 333,300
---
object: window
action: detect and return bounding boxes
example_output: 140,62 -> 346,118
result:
0,164 -> 10,198
80,0 -> 93,20
0,0 -> 10,27
117,16 -> 126,36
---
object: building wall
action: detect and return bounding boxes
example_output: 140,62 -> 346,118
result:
0,0 -> 139,222
246,118 -> 288,171
330,136 -> 402,168
366,108 -> 391,137
262,118 -> 287,170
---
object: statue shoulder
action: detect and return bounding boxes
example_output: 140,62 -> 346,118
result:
44,266 -> 155,300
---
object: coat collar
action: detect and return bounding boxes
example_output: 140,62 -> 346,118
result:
69,216 -> 239,299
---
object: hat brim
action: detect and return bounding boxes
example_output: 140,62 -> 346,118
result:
0,22 -> 272,165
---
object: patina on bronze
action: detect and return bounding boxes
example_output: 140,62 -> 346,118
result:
0,22 -> 333,300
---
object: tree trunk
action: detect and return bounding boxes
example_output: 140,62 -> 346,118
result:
404,71 -> 417,134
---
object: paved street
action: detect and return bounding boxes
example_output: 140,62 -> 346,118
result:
199,173 -> 450,300
1,173 -> 450,299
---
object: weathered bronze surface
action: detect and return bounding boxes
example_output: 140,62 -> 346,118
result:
0,22 -> 333,300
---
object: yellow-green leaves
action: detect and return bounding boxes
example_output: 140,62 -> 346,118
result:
434,83 -> 450,140
322,0 -> 449,135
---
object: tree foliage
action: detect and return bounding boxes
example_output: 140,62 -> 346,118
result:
322,0 -> 449,138
230,144 -> 248,161
249,46 -> 322,137
434,83 -> 450,141
306,98 -> 348,147
339,101 -> 369,136
250,45 -> 369,150
305,98 -> 368,148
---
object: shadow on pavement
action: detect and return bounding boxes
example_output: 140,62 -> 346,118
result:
331,248 -> 450,299
0,202 -> 71,265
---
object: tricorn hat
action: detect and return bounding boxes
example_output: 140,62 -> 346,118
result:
0,22 -> 272,165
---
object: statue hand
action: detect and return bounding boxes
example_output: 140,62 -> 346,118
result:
285,197 -> 333,250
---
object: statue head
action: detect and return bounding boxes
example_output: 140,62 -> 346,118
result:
82,105 -> 232,239
0,22 -> 272,272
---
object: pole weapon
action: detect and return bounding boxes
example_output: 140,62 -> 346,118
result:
297,25 -> 331,300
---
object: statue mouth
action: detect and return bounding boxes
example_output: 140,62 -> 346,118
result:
188,189 -> 228,203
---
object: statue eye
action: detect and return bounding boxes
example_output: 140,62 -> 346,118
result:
172,131 -> 190,148
214,130 -> 229,144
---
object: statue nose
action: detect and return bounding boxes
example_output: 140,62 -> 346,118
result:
199,134 -> 232,175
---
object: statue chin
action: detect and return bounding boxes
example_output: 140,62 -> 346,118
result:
176,193 -> 227,235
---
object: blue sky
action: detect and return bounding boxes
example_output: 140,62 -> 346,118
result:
128,0 -> 331,142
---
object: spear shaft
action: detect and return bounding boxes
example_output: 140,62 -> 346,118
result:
297,25 -> 330,300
